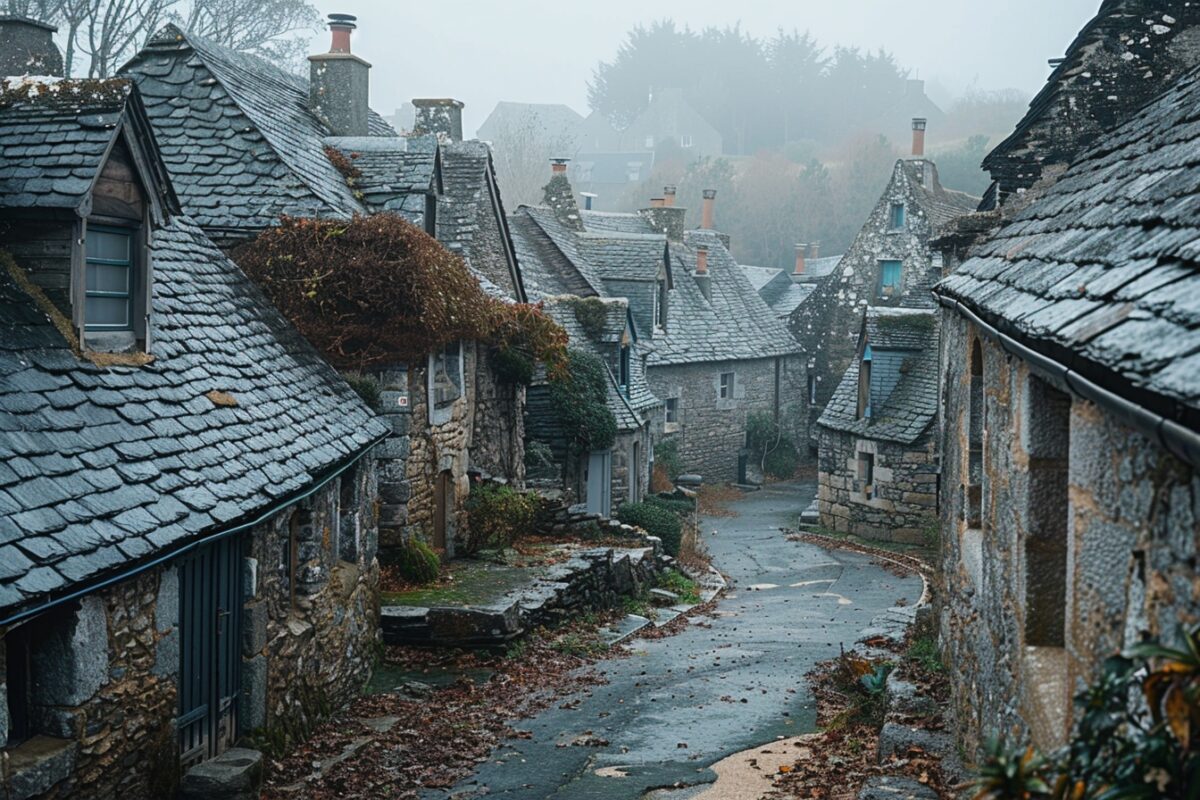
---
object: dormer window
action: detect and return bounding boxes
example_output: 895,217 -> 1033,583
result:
889,202 -> 905,230
857,346 -> 873,419
655,279 -> 668,329
619,344 -> 631,394
84,226 -> 134,330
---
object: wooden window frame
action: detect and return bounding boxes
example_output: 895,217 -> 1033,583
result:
719,371 -> 735,400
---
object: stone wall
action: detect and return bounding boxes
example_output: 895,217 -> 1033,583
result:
648,354 -> 805,482
817,427 -> 937,544
0,458 -> 380,799
376,342 -> 525,560
937,312 -> 1200,758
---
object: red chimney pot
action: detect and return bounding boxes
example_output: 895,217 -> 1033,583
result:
794,243 -> 807,275
911,117 -> 927,157
701,189 -> 716,230
550,158 -> 570,175
663,185 -> 677,207
695,245 -> 709,275
327,13 -> 356,53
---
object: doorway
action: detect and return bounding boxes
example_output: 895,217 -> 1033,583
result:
433,470 -> 453,553
586,450 -> 612,516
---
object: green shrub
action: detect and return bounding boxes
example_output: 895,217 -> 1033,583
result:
341,371 -> 382,411
616,501 -> 683,556
763,436 -> 799,479
491,345 -> 534,385
658,569 -> 700,604
654,438 -> 683,481
645,495 -> 695,516
463,483 -> 539,555
747,410 -> 799,479
395,537 -> 440,584
549,349 -> 617,453
524,439 -> 557,479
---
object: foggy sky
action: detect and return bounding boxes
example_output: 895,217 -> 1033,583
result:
312,0 -> 1102,137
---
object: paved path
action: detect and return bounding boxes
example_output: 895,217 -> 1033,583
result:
435,481 -> 923,799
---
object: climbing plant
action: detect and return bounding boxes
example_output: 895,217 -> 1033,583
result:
234,214 -> 567,374
548,349 -> 616,453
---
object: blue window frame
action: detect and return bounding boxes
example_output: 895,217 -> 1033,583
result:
880,260 -> 902,296
619,345 -> 631,394
889,202 -> 905,229
85,226 -> 133,330
858,345 -> 873,419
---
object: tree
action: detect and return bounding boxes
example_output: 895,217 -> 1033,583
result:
175,0 -> 319,72
488,106 -> 578,208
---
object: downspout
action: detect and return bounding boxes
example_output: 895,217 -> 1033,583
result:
0,434 -> 388,628
937,295 -> 1200,470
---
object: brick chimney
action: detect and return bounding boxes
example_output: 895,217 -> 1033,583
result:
693,244 -> 711,301
649,197 -> 665,208
544,158 -> 583,230
793,243 -> 807,276
0,16 -> 63,76
807,241 -> 820,260
911,117 -> 926,158
663,185 -> 677,207
309,13 -> 371,137
701,189 -> 716,229
412,98 -> 464,142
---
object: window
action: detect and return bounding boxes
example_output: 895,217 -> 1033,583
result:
966,338 -> 984,528
857,452 -> 875,487
889,202 -> 905,230
857,346 -> 873,418
337,463 -> 360,562
84,226 -> 133,330
644,135 -> 655,149
4,624 -> 32,746
1023,375 -> 1071,648
680,134 -> 693,148
655,279 -> 668,328
665,397 -> 679,425
431,340 -> 463,408
626,162 -> 642,182
879,260 -> 902,297
619,345 -> 631,394
719,372 -> 735,399
807,375 -> 818,404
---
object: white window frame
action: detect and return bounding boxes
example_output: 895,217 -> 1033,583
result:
719,372 -> 735,400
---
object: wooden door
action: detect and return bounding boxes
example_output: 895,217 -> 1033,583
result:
178,537 -> 243,769
433,470 -> 452,552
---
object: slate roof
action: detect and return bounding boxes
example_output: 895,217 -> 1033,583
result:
0,76 -> 175,218
508,213 -> 590,300
580,209 -> 657,235
937,62 -> 1200,428
122,24 -> 396,236
576,232 -> 668,284
0,216 -> 388,620
324,134 -> 437,220
738,265 -> 818,321
650,230 -> 802,366
818,308 -> 938,444
906,161 -> 979,228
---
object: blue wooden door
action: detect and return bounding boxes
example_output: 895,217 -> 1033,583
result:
178,536 -> 243,768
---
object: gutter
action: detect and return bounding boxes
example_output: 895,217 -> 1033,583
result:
937,295 -> 1200,470
0,433 -> 388,629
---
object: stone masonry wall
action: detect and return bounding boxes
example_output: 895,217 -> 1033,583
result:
937,311 -> 1200,759
648,354 -> 805,483
0,459 -> 380,799
817,427 -> 937,544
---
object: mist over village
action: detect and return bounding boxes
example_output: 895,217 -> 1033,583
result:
0,1 -> 1197,798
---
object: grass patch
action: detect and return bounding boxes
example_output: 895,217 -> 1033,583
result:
906,635 -> 944,674
657,569 -> 701,604
801,523 -> 934,560
550,630 -> 607,658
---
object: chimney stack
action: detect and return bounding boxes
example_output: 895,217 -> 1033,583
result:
807,241 -> 820,260
309,13 -> 371,137
911,117 -> 926,158
794,243 -> 807,276
412,98 -> 465,142
550,157 -> 570,175
544,158 -> 583,230
581,192 -> 597,210
0,16 -> 64,77
695,245 -> 708,274
701,189 -> 716,230
649,197 -> 665,208
663,185 -> 677,207
693,245 -> 711,300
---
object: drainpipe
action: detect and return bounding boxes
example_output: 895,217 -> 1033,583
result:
936,294 -> 1200,469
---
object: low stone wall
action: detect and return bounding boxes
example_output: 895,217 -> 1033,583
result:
382,542 -> 667,648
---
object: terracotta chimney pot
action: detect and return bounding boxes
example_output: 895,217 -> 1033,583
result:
550,157 -> 570,175
911,117 -> 927,157
794,243 -> 807,275
328,13 -> 356,53
695,245 -> 709,275
663,185 -> 677,207
701,189 -> 717,230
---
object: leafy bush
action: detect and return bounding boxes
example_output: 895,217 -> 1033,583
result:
616,501 -> 683,557
524,439 -> 557,480
394,537 -> 440,585
746,410 -> 799,479
463,483 -> 539,555
972,624 -> 1200,799
340,371 -> 381,411
658,568 -> 700,604
549,350 -> 617,453
654,438 -> 683,481
645,495 -> 695,516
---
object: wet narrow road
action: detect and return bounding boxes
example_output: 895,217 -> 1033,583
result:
437,481 -> 922,799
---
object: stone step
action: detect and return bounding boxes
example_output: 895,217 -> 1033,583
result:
600,614 -> 652,646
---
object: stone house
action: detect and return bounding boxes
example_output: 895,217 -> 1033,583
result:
788,121 -> 976,452
514,170 -> 805,483
523,296 -> 656,515
0,55 -> 388,800
935,18 -> 1200,760
619,88 -> 723,159
741,243 -> 843,326
815,308 -> 939,543
123,18 -> 529,559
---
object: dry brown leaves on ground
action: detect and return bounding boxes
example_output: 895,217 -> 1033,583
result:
260,618 -> 619,799
698,484 -> 743,517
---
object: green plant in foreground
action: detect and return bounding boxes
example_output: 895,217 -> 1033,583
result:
616,500 -> 683,556
906,635 -> 945,673
394,537 -> 440,584
657,568 -> 701,604
463,482 -> 539,555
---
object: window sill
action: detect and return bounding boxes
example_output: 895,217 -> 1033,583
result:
664,422 -> 680,433
4,735 -> 77,800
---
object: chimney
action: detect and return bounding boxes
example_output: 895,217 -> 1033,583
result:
793,243 -> 807,276
663,185 -> 677,207
412,98 -> 465,142
911,117 -> 926,158
544,158 -> 584,230
649,197 -> 665,208
693,245 -> 711,301
581,192 -> 597,210
309,14 -> 371,137
0,16 -> 64,77
701,189 -> 716,229
807,241 -> 820,260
